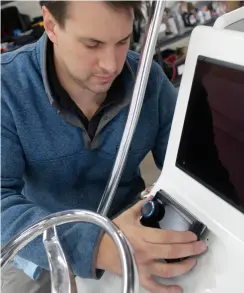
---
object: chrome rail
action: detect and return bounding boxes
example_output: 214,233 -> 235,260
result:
1,210 -> 138,293
97,0 -> 166,216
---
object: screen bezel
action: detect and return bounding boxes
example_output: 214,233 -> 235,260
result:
176,55 -> 244,215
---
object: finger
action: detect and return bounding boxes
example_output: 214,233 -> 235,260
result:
150,257 -> 197,279
141,227 -> 198,244
148,241 -> 207,260
141,275 -> 182,293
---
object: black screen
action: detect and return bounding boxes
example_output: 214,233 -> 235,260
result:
176,56 -> 244,214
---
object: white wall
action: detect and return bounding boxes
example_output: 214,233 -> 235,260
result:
2,1 -> 42,19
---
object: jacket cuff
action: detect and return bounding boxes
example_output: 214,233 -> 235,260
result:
91,229 -> 105,279
59,222 -> 104,279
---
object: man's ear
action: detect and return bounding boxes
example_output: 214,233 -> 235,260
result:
42,6 -> 58,45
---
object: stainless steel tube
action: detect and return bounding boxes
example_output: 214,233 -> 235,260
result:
97,1 -> 166,216
43,226 -> 74,293
1,210 -> 139,293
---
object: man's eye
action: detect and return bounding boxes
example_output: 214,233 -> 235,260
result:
119,39 -> 130,45
85,43 -> 99,49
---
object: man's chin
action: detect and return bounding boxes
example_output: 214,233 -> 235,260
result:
89,82 -> 114,94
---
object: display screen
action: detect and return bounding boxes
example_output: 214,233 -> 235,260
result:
176,56 -> 244,214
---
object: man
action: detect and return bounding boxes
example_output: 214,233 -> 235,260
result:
1,2 -> 207,293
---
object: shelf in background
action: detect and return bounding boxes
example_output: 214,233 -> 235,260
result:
155,17 -> 218,88
156,17 -> 217,52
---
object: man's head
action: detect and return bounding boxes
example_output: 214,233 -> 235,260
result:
41,1 -> 142,94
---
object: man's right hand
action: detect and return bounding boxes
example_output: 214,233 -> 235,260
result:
96,198 -> 207,293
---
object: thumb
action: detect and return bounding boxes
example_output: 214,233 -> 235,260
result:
130,195 -> 154,217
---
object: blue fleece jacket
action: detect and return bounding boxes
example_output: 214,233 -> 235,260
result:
1,33 -> 177,279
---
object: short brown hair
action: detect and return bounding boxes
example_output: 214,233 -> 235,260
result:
40,1 -> 142,27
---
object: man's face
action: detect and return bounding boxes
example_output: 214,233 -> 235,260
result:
44,1 -> 134,94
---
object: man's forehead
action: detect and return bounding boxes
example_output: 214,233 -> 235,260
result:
65,2 -> 134,41
66,1 -> 134,23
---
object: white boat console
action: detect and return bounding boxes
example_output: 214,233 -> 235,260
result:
150,7 -> 244,293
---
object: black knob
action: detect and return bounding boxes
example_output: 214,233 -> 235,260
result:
140,199 -> 165,228
141,201 -> 156,218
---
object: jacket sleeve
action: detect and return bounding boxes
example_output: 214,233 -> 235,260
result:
152,65 -> 177,169
1,95 -> 104,279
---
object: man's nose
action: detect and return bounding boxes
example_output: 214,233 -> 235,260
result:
98,47 -> 117,74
